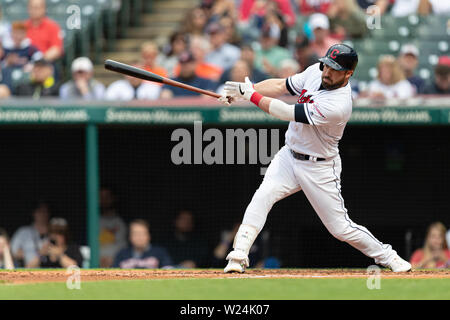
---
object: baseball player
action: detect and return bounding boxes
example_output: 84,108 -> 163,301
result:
218,44 -> 412,273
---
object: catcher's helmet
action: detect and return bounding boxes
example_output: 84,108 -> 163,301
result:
319,44 -> 358,72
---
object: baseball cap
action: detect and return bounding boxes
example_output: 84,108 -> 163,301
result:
309,13 -> 329,30
400,44 -> 419,57
71,57 -> 94,73
178,51 -> 195,64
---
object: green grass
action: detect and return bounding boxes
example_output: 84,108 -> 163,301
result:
1,278 -> 449,300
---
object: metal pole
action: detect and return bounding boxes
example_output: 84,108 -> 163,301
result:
86,124 -> 100,268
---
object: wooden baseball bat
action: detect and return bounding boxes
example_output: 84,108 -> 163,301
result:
104,59 -> 222,99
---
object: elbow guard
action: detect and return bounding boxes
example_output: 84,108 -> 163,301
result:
268,100 -> 312,124
268,99 -> 295,121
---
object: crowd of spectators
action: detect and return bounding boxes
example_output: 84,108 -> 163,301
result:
1,191 -> 448,270
0,0 -> 449,102
0,188 -> 275,269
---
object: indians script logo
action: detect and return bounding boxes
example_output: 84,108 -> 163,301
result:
297,89 -> 314,104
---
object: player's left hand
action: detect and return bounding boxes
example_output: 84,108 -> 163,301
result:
224,77 -> 255,101
218,94 -> 233,106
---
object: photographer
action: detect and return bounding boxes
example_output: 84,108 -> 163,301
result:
28,218 -> 83,268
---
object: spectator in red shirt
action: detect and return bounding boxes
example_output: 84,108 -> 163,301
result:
25,0 -> 63,62
410,222 -> 450,269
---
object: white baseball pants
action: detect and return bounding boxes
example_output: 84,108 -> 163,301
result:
242,145 -> 397,265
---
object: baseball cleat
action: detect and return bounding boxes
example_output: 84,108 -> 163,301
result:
384,255 -> 412,272
224,250 -> 250,273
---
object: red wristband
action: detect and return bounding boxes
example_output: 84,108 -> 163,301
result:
250,92 -> 263,106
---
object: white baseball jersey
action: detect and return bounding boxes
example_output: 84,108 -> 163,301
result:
233,63 -> 398,271
285,63 -> 353,159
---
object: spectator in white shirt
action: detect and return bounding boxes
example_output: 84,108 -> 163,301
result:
60,57 -> 105,100
363,55 -> 415,100
105,63 -> 161,101
205,22 -> 240,71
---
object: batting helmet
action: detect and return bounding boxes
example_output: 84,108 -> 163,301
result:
319,44 -> 358,72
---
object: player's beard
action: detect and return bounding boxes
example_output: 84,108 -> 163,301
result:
321,77 -> 346,90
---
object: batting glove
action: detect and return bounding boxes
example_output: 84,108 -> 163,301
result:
224,77 -> 255,101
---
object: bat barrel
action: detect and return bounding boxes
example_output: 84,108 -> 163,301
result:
104,59 -> 221,99
104,59 -> 164,83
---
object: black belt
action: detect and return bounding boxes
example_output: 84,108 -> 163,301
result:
290,149 -> 326,161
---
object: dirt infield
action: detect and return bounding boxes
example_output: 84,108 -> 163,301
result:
1,269 -> 449,284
